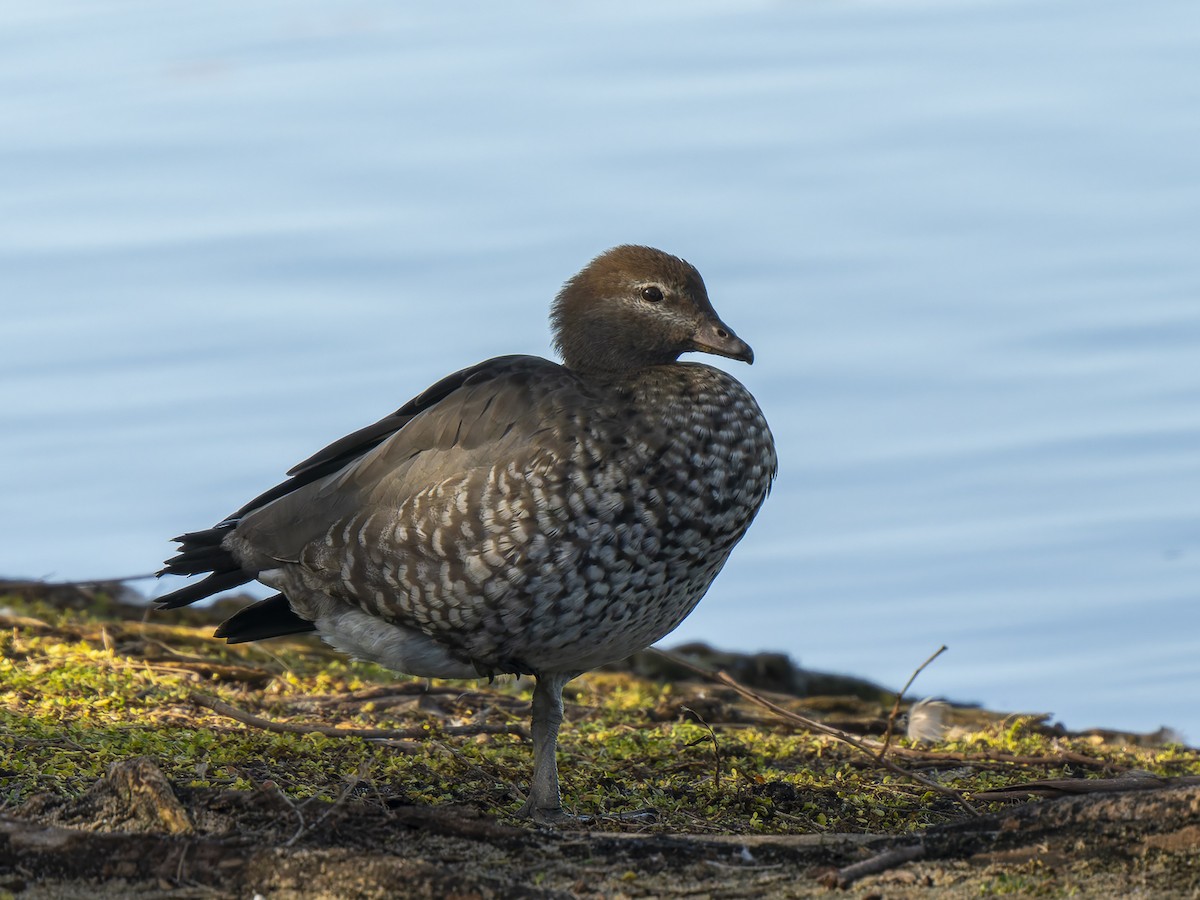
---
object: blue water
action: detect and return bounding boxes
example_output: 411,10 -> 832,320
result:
2,0 -> 1198,739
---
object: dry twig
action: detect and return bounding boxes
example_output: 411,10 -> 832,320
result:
878,644 -> 947,757
885,745 -> 1127,771
971,772 -> 1200,801
823,841 -> 926,889
648,648 -> 980,817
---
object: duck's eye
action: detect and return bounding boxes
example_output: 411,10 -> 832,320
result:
641,286 -> 664,303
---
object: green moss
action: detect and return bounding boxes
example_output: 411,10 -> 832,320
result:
2,589 -> 1197,835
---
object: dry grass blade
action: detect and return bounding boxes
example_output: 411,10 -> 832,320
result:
680,706 -> 722,791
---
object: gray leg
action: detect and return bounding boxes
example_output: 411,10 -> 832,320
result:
518,671 -> 573,822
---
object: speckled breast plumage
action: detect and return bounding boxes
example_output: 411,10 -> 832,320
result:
234,358 -> 775,678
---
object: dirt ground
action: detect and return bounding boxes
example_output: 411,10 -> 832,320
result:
6,769 -> 1200,898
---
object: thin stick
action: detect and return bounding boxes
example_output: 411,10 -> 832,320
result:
712,670 -> 978,816
878,645 -> 948,758
190,692 -> 528,741
648,648 -> 979,817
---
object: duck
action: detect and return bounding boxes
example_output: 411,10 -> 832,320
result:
158,245 -> 777,822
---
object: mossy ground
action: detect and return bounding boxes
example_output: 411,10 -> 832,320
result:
2,584 -> 1198,897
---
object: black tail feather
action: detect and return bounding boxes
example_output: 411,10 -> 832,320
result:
214,593 -> 317,644
159,544 -> 235,576
170,524 -> 236,548
160,524 -> 239,575
156,568 -> 253,609
158,520 -> 250,607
